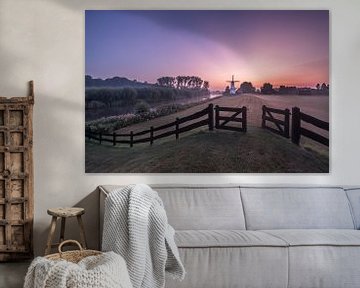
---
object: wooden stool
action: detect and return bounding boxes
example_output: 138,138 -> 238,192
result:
45,207 -> 87,255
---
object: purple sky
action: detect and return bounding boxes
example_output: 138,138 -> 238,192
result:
85,10 -> 329,90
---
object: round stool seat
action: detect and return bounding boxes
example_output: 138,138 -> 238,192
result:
45,207 -> 87,255
47,207 -> 85,218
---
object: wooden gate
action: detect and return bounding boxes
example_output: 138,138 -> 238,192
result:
0,81 -> 34,261
262,105 -> 290,138
215,105 -> 247,132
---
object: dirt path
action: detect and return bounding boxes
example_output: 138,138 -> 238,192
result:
115,94 -> 269,134
255,94 -> 329,122
115,94 -> 329,134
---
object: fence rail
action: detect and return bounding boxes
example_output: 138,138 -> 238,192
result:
291,107 -> 329,147
87,103 -> 328,149
86,104 -> 215,147
262,105 -> 290,138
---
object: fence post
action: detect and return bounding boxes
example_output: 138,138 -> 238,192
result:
215,105 -> 219,129
112,132 -> 116,146
284,109 -> 290,138
291,107 -> 301,145
175,118 -> 179,140
150,126 -> 154,145
242,106 -> 247,132
130,131 -> 133,147
208,103 -> 214,131
99,132 -> 102,144
261,105 -> 266,128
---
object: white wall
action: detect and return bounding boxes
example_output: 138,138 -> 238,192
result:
0,0 -> 359,256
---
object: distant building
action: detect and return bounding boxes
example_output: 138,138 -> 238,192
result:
226,75 -> 239,95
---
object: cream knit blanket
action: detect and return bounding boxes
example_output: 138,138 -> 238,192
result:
24,251 -> 132,288
102,184 -> 185,288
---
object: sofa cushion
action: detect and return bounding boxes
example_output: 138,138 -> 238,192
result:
165,246 -> 288,288
261,230 -> 360,288
175,230 -> 288,248
241,187 -> 355,230
287,246 -> 360,288
262,229 -> 360,246
155,187 -> 246,230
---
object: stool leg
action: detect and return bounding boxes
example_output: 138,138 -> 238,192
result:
60,217 -> 66,243
77,215 -> 87,249
45,216 -> 57,255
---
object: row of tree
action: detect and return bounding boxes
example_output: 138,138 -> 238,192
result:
225,81 -> 330,95
157,76 -> 209,90
86,86 -> 210,109
260,82 -> 330,95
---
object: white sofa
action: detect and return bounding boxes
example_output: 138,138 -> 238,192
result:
99,185 -> 360,288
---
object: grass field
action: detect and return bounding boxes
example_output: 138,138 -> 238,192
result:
86,127 -> 328,173
86,94 -> 329,173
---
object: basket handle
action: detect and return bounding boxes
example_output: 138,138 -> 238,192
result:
58,240 -> 83,255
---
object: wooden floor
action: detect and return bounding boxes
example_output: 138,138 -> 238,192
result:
0,261 -> 29,288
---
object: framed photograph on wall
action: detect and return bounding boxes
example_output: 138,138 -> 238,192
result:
85,10 -> 329,173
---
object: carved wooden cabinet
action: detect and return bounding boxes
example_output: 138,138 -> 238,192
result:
0,81 -> 34,261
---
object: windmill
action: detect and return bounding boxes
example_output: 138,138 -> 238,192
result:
226,75 -> 239,95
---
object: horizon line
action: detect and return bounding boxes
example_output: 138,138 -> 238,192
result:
85,74 -> 330,90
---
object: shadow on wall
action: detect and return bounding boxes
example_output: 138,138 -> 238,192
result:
0,0 -> 105,257
31,88 -> 89,256
38,188 -> 100,256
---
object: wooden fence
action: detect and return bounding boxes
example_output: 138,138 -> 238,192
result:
291,107 -> 329,147
86,104 -> 215,147
261,105 -> 329,147
262,105 -> 290,138
215,105 -> 247,132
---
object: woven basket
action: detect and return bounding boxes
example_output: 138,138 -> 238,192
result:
45,240 -> 102,263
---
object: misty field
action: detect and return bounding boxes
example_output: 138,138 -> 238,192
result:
110,94 -> 328,132
85,94 -> 329,173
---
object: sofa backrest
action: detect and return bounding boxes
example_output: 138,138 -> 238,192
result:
154,186 -> 246,230
240,187 -> 355,230
100,185 -> 358,232
345,188 -> 360,229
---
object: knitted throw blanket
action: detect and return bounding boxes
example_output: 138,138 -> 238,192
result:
102,184 -> 185,288
24,251 -> 133,288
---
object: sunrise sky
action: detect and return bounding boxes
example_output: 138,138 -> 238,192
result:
85,10 -> 329,91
